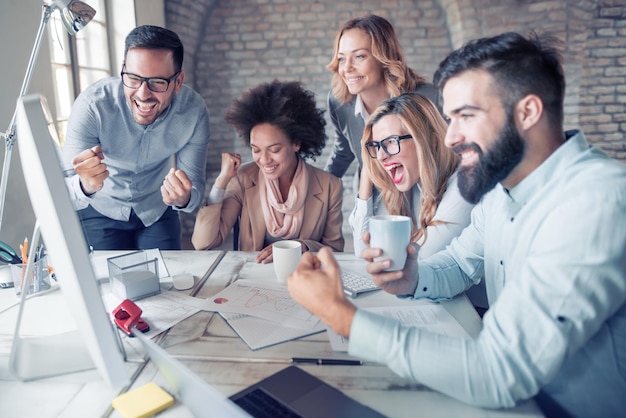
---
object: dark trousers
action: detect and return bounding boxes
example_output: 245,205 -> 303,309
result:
78,206 -> 181,250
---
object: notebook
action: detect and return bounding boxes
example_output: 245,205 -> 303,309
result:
133,329 -> 384,418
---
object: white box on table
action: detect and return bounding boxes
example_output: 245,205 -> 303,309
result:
107,250 -> 160,300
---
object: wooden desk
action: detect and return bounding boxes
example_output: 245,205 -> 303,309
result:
124,251 -> 543,418
0,250 -> 543,417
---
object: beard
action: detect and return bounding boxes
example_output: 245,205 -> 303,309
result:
456,113 -> 525,204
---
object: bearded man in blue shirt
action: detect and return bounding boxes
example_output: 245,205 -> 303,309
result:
288,31 -> 626,417
62,25 -> 210,250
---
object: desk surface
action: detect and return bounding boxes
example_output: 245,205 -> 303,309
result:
0,250 -> 222,418
125,251 -> 542,418
0,250 -> 543,417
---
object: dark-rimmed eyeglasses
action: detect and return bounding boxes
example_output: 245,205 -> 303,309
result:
120,65 -> 180,93
365,134 -> 412,158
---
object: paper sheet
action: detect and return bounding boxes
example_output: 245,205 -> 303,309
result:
103,290 -> 200,339
327,303 -> 472,352
201,260 -> 324,350
220,312 -> 324,351
200,279 -> 320,331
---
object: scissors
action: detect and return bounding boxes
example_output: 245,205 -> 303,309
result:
0,241 -> 22,264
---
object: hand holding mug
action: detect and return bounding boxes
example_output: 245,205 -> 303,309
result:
361,215 -> 420,296
368,215 -> 411,271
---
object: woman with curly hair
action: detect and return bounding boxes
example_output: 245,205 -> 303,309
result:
192,80 -> 344,262
324,15 -> 439,183
350,93 -> 473,259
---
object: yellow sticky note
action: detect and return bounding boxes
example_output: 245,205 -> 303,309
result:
112,382 -> 175,418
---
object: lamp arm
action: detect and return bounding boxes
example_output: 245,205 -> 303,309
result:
0,4 -> 55,232
2,4 -> 55,148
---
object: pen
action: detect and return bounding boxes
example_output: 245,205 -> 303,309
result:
21,237 -> 28,263
291,357 -> 363,366
20,238 -> 28,290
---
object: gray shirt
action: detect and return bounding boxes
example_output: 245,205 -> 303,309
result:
62,77 -> 210,227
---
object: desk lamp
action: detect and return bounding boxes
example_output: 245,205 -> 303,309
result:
0,0 -> 96,232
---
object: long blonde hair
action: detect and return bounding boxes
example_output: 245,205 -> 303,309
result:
327,15 -> 426,104
362,93 -> 459,244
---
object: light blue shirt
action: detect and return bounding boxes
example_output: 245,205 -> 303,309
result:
62,77 -> 210,227
349,130 -> 626,415
349,173 -> 474,259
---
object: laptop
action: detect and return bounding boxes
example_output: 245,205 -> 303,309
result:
229,365 -> 385,418
133,330 -> 385,418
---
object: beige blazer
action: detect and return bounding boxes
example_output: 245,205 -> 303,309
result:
192,162 -> 344,252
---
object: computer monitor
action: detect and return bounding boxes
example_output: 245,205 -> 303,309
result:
12,94 -> 129,390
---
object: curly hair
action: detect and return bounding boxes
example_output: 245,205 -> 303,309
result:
327,15 -> 426,104
362,93 -> 459,244
224,80 -> 327,160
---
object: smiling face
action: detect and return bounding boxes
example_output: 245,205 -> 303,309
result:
250,123 -> 301,183
122,48 -> 183,126
337,28 -> 385,98
371,114 -> 419,192
442,69 -> 525,203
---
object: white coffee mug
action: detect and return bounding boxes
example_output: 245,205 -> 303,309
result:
272,240 -> 302,283
368,215 -> 412,271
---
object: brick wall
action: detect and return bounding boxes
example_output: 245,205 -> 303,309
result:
164,0 -> 626,249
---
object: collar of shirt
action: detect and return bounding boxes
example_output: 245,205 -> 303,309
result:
353,95 -> 369,122
506,130 -> 583,210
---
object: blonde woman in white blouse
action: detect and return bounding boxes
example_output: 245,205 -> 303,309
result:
350,92 -> 473,259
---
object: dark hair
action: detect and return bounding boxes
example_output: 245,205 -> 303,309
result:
124,25 -> 184,72
433,31 -> 565,129
327,14 -> 426,104
224,80 -> 327,160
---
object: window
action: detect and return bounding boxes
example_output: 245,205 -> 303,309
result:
48,0 -> 135,145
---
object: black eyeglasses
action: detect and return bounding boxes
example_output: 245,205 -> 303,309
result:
120,65 -> 180,93
365,134 -> 412,158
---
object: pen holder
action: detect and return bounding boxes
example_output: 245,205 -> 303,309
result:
11,256 -> 51,295
108,251 -> 160,301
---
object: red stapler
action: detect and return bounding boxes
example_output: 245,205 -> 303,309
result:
112,299 -> 150,336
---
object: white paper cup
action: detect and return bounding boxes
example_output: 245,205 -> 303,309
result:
272,240 -> 302,283
369,215 -> 411,271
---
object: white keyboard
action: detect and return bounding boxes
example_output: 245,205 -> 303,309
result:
341,270 -> 380,298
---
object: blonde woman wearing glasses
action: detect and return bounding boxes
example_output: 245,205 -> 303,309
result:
350,93 -> 473,259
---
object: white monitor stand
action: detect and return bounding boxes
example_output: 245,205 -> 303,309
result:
10,94 -> 129,390
9,221 -> 97,381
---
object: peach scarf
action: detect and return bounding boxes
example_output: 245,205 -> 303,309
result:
258,158 -> 308,239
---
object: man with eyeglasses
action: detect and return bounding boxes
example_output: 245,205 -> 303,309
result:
62,25 -> 210,250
